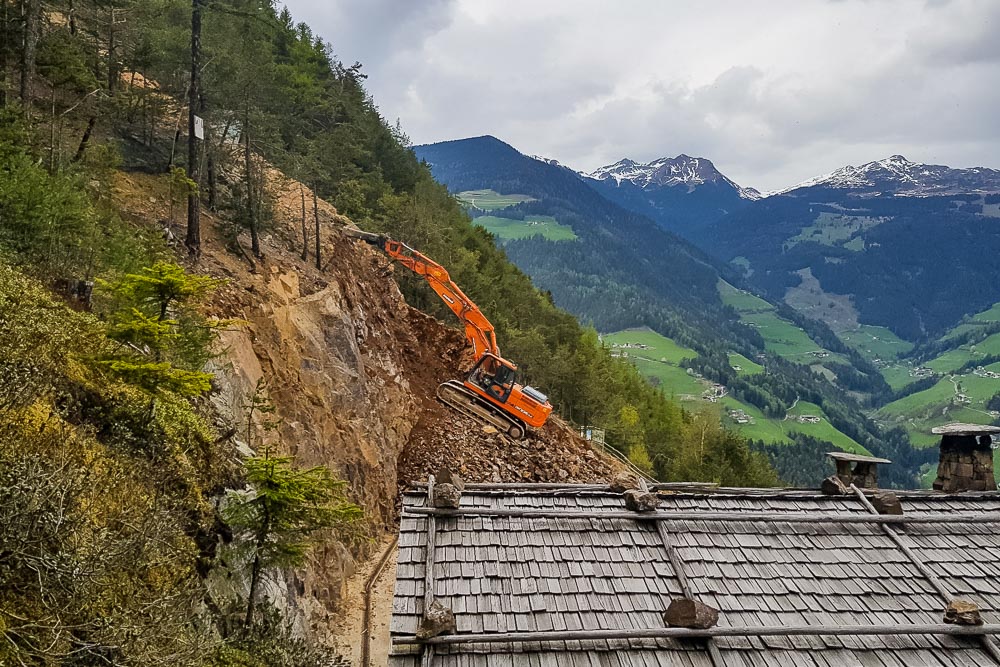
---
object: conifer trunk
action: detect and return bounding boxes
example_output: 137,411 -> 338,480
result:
245,103 -> 259,257
300,184 -> 308,261
185,0 -> 203,256
19,0 -> 40,115
313,185 -> 320,270
1,0 -> 9,107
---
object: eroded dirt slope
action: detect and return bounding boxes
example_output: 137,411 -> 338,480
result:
112,168 -> 618,647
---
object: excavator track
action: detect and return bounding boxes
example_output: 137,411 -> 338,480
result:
436,380 -> 527,440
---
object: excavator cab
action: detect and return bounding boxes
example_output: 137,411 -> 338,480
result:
469,354 -> 517,403
461,352 -> 553,438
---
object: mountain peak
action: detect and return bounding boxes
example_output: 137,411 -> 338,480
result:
778,155 -> 1000,196
587,154 -> 760,200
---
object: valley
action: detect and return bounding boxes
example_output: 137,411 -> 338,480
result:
417,136 -> 1000,490
603,326 -> 869,455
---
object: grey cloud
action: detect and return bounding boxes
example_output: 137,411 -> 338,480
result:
281,0 -> 1000,191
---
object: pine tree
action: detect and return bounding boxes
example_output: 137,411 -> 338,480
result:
224,452 -> 363,629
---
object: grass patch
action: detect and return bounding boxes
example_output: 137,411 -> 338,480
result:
456,189 -> 535,210
728,352 -> 763,376
604,329 -> 697,363
783,401 -> 869,455
925,332 -> 1000,373
603,329 -> 704,396
784,212 -> 887,250
742,311 -> 825,358
877,362 -> 1000,447
839,324 -> 913,361
475,214 -> 577,241
718,279 -> 771,313
880,364 -> 920,391
719,397 -> 791,444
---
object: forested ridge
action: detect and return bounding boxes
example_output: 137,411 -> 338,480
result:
0,2 -> 783,663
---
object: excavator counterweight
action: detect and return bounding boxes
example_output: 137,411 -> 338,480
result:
345,228 -> 553,438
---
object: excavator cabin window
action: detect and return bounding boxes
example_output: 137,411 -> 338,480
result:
470,356 -> 516,403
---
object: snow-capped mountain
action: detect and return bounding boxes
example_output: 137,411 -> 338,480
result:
778,155 -> 1000,196
588,155 -> 762,201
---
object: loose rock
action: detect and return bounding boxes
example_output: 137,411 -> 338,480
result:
432,483 -> 462,509
663,598 -> 719,629
611,472 -> 641,493
944,599 -> 983,626
871,491 -> 903,515
417,601 -> 456,638
821,475 -> 849,496
624,489 -> 660,512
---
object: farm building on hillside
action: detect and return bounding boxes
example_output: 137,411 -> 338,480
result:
388,424 -> 1000,666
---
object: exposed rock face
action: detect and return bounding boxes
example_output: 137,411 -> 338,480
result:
115,170 -> 621,648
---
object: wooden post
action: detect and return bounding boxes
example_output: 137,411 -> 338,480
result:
392,623 -> 1000,647
422,475 -> 436,667
655,521 -> 724,665
300,184 -> 308,261
403,506 -> 1000,525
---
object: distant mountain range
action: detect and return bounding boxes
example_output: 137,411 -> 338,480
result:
777,155 -> 1000,197
586,154 -> 761,200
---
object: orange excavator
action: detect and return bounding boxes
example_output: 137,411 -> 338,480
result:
346,229 -> 552,439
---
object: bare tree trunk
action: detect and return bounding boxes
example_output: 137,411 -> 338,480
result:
47,88 -> 55,170
68,0 -> 76,36
245,102 -> 260,258
19,0 -> 40,115
73,115 -> 96,162
300,184 -> 308,261
185,0 -> 203,257
106,2 -> 117,94
244,548 -> 262,629
207,150 -> 216,210
1,0 -> 9,107
313,185 -> 321,270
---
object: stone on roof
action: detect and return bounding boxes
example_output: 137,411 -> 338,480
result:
932,423 -> 1000,436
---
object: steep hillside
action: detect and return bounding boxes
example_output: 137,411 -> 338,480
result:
415,136 -> 732,336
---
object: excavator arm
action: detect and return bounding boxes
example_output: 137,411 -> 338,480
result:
345,227 -> 552,437
346,230 -> 500,360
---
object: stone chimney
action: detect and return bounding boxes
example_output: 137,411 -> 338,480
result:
826,452 -> 891,489
932,423 -> 1000,492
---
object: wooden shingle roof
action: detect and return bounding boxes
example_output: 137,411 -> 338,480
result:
389,483 -> 1000,666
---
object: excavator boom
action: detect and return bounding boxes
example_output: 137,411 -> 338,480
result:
345,228 -> 553,437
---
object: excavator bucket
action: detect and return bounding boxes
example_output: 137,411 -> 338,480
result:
342,227 -> 385,245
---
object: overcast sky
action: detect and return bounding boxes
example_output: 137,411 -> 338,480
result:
281,0 -> 999,191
